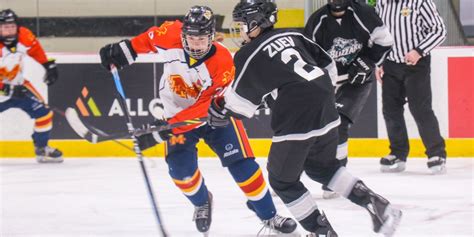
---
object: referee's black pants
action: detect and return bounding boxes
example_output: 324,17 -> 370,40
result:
382,56 -> 446,160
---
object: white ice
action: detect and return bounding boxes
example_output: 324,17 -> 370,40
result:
1,158 -> 472,237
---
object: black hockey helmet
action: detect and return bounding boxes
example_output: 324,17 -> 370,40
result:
327,0 -> 351,12
232,0 -> 277,34
0,9 -> 19,46
181,6 -> 216,59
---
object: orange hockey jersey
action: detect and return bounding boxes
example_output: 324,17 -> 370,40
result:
0,27 -> 48,98
131,20 -> 235,134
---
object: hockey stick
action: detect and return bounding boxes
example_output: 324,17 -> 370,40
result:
110,66 -> 168,237
65,108 -> 206,143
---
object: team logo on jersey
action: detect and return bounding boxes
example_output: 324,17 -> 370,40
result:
75,86 -> 102,117
401,7 -> 412,17
169,134 -> 186,145
168,74 -> 202,99
222,66 -> 235,85
0,64 -> 20,81
328,37 -> 363,66
149,21 -> 174,39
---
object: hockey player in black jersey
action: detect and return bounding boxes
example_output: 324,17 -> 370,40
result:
304,0 -> 393,198
207,0 -> 402,236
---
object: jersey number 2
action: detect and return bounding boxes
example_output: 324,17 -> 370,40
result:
280,48 -> 324,81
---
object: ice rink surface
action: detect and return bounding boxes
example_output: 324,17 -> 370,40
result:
1,158 -> 472,237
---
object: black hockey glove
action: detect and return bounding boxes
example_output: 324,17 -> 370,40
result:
99,39 -> 137,71
348,56 -> 375,85
208,96 -> 230,128
136,120 -> 173,150
0,84 -> 28,98
42,60 -> 59,86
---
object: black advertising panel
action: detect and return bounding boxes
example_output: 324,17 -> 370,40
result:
49,63 -> 161,139
49,63 -> 377,139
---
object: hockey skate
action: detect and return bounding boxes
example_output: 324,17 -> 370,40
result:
380,155 -> 406,173
246,201 -> 297,234
262,213 -> 297,233
427,156 -> 446,174
193,191 -> 213,234
351,181 -> 402,237
35,146 -> 63,163
306,212 -> 338,237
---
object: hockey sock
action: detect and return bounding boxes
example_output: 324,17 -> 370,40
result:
228,159 -> 276,220
268,174 -> 321,232
32,111 -> 53,147
327,166 -> 360,199
170,167 -> 209,206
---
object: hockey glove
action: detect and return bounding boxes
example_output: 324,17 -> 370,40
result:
42,60 -> 59,85
208,96 -> 230,128
0,84 -> 28,98
99,39 -> 137,71
136,120 -> 173,150
348,56 -> 375,85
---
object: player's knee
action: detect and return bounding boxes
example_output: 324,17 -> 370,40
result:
227,157 -> 258,174
268,172 -> 293,192
305,163 -> 340,186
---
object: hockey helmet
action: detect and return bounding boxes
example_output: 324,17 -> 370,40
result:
0,9 -> 19,45
232,0 -> 277,34
327,0 -> 351,12
181,6 -> 216,59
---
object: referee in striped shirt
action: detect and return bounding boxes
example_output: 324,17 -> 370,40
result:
375,0 -> 447,174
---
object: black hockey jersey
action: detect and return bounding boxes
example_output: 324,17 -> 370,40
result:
222,29 -> 340,142
304,0 -> 393,82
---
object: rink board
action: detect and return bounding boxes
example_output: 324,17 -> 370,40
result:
0,47 -> 473,157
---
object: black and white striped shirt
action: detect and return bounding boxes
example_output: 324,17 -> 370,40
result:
376,0 -> 447,63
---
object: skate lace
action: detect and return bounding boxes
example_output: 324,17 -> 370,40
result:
193,203 -> 209,221
257,214 -> 286,236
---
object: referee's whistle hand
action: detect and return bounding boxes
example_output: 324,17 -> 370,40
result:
404,50 -> 422,66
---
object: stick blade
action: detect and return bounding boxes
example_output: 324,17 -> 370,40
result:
65,108 -> 99,143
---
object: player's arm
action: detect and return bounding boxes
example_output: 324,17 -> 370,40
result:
99,20 -> 182,70
357,5 -> 393,66
19,27 -> 58,85
348,5 -> 393,84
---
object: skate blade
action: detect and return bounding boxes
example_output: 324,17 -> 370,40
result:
429,165 -> 447,175
202,231 -> 209,237
380,163 -> 405,173
36,157 -> 64,163
378,205 -> 402,237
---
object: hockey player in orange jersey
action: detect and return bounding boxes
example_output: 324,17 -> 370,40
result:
99,6 -> 296,235
0,9 -> 62,163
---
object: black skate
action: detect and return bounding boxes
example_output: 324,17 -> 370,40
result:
351,181 -> 402,237
246,200 -> 297,234
380,155 -> 406,173
262,214 -> 297,233
427,156 -> 446,174
35,146 -> 63,163
193,191 -> 213,234
306,212 -> 338,237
